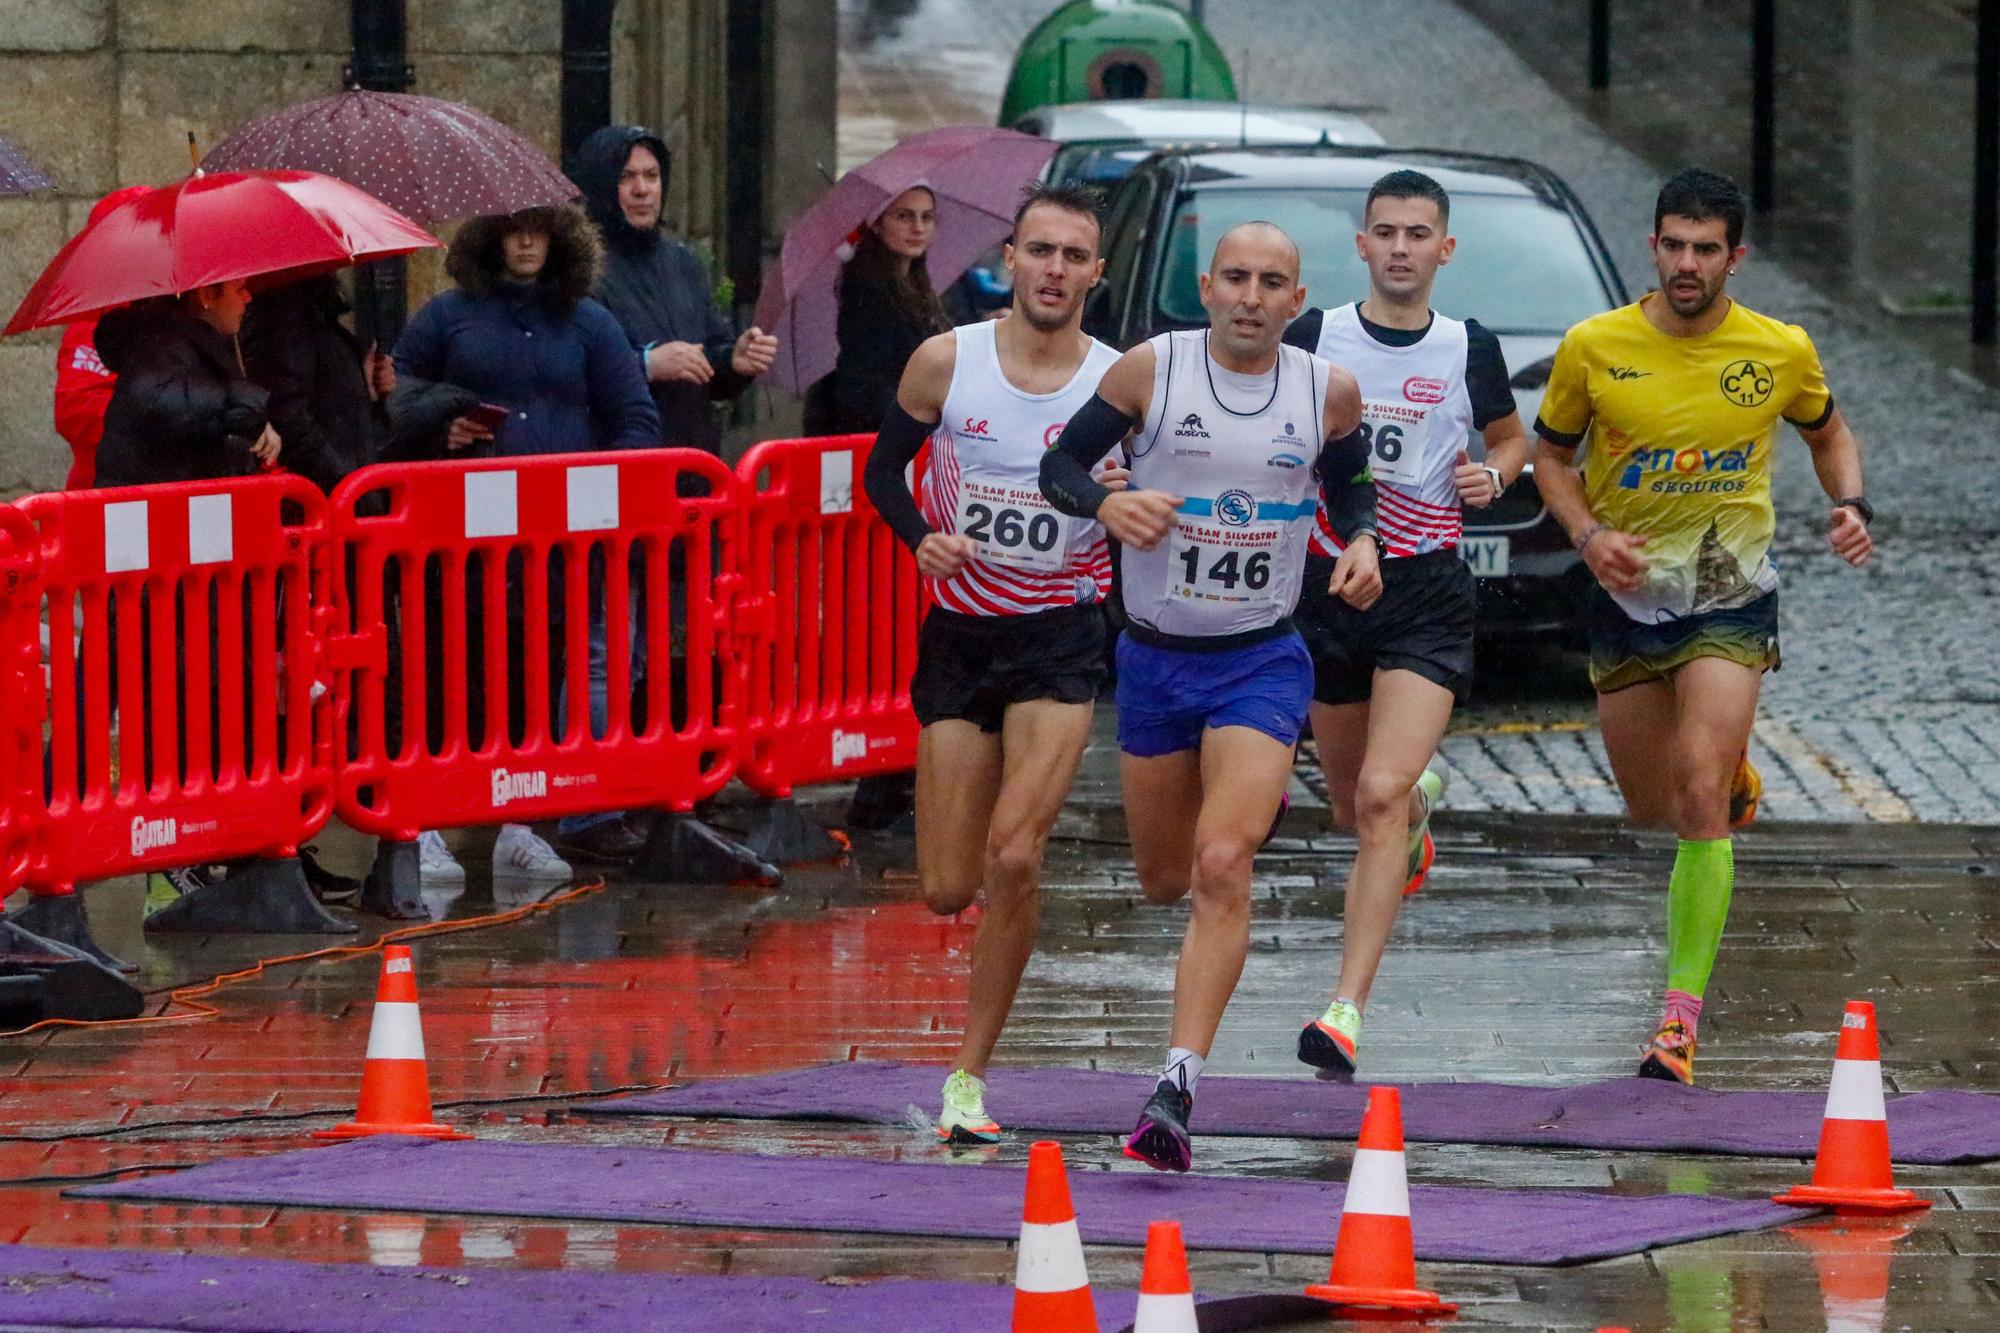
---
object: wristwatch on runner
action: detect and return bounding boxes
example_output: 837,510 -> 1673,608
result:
1481,464 -> 1504,497
1835,495 -> 1874,526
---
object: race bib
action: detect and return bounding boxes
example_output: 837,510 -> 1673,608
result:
1166,504 -> 1286,611
1356,399 -> 1432,488
955,481 -> 1066,572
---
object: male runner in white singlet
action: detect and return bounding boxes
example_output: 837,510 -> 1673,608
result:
1282,169 -> 1530,1078
1040,222 -> 1379,1171
862,183 -> 1125,1142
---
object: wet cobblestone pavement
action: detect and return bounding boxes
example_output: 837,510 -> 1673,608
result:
4,720 -> 1999,1328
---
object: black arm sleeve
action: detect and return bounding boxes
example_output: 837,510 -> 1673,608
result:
1281,307 -> 1325,353
1038,393 -> 1135,517
1463,318 -> 1518,429
861,404 -> 938,553
1315,426 -> 1378,545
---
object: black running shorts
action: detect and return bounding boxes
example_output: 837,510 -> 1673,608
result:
911,602 -> 1107,732
1297,548 -> 1475,706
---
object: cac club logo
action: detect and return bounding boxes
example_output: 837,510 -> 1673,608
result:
1043,422 -> 1066,449
1719,359 -> 1774,407
1216,489 -> 1256,526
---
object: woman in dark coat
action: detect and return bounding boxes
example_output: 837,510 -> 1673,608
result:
239,273 -> 394,494
802,186 -> 949,832
93,281 -> 282,488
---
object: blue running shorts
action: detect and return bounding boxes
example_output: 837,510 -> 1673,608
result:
1115,631 -> 1314,758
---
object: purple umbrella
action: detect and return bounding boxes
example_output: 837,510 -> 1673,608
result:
201,89 -> 577,225
0,134 -> 54,195
754,125 -> 1057,395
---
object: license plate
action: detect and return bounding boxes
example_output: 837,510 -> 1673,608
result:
1461,535 -> 1510,578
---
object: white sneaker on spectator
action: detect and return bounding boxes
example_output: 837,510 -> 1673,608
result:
418,830 -> 465,884
493,824 -> 571,881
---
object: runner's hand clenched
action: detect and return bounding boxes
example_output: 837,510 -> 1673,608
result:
1328,533 -> 1382,610
1098,489 -> 1181,551
1580,528 -> 1650,593
916,532 -> 977,579
1451,448 -> 1498,507
1829,505 -> 1873,567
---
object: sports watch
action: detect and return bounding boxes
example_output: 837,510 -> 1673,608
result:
1835,495 -> 1874,526
1481,465 -> 1504,497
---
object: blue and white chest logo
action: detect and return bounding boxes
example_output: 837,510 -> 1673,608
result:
1216,490 -> 1257,526
1267,421 -> 1306,468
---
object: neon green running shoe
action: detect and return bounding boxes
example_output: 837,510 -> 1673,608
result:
1404,768 -> 1447,896
935,1068 -> 1001,1144
1298,998 -> 1363,1080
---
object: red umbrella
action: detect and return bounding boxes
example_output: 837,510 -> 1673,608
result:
754,126 -> 1057,395
3,169 -> 441,336
202,90 -> 578,225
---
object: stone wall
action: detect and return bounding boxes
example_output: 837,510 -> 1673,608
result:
0,0 -> 836,494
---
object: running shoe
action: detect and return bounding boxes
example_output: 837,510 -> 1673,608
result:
1263,791 -> 1291,847
1637,1019 -> 1697,1085
1298,998 -> 1363,1079
934,1069 -> 1002,1144
1728,749 -> 1762,828
417,830 -> 465,885
1123,1080 -> 1194,1173
144,864 -> 210,914
300,845 -> 361,906
493,824 -> 572,881
1403,768 -> 1447,896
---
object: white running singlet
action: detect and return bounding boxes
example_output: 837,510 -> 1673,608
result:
1307,303 -> 1474,558
919,320 -> 1121,616
1122,330 -> 1327,640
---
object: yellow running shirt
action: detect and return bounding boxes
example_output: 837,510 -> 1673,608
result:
1536,296 -> 1833,623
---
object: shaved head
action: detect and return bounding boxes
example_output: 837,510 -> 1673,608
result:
1211,221 -> 1301,282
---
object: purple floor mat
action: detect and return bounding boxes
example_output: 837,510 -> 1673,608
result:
74,1138 -> 1814,1266
580,1062 -> 2000,1164
0,1243 -> 1142,1332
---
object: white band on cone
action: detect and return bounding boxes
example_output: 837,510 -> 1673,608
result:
1344,1147 -> 1412,1217
1824,1058 -> 1887,1122
1133,1289 -> 1199,1331
364,1002 -> 428,1061
1015,1219 -> 1090,1293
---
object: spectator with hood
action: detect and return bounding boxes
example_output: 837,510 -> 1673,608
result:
239,271 -> 396,494
567,125 -> 777,453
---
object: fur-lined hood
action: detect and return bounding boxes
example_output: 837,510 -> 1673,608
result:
445,204 -> 602,315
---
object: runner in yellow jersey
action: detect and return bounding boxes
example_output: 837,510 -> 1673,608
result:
1532,168 -> 1875,1084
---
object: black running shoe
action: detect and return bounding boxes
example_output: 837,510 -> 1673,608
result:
299,846 -> 361,905
1123,1080 -> 1194,1172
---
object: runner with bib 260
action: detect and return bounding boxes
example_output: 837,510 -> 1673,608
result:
1532,168 -> 1876,1085
1041,221 -> 1378,1172
862,183 -> 1126,1143
1282,169 -> 1530,1079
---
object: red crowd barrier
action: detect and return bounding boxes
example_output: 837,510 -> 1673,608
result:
18,474 -> 336,896
0,503 -> 42,899
734,433 -> 922,800
329,449 -> 744,843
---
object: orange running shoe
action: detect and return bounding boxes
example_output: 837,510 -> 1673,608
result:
1402,769 -> 1445,896
1637,1019 -> 1697,1085
1728,749 -> 1762,828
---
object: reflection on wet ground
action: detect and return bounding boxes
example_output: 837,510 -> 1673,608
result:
4,717 -> 1997,1328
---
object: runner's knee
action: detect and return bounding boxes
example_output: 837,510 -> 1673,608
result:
1673,766 -> 1731,836
1191,834 -> 1256,896
983,826 -> 1046,893
919,870 -> 980,916
1353,770 -> 1412,832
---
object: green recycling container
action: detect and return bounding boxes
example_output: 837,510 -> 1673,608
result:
999,0 -> 1237,127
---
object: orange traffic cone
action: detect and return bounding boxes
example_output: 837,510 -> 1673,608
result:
315,945 -> 472,1141
1772,1002 -> 1929,1215
1785,1217 -> 1915,1333
1132,1220 -> 1196,1332
1305,1086 -> 1456,1316
1012,1140 -> 1096,1333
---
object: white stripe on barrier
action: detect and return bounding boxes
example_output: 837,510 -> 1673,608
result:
819,451 -> 853,515
464,470 -> 519,539
1344,1146 -> 1412,1217
363,1000 -> 428,1061
1133,1290 -> 1198,1331
1014,1218 -> 1090,1293
566,463 -> 619,532
186,493 -> 234,565
103,500 -> 149,573
1825,1057 -> 1887,1122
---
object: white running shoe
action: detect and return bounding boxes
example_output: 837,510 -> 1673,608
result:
493,824 -> 572,881
417,830 -> 465,884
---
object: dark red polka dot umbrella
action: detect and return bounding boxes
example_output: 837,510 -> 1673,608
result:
0,133 -> 54,195
200,89 -> 579,225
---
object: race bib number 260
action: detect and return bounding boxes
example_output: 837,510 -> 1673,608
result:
955,481 -> 1065,571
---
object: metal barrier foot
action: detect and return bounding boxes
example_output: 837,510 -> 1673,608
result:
361,839 -> 427,920
635,813 -> 783,887
144,858 -> 359,935
0,917 -> 146,1025
9,893 -> 136,973
745,797 -> 846,867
